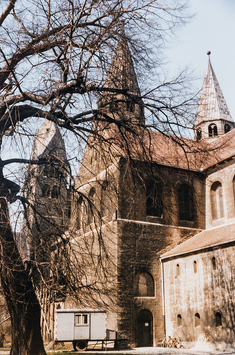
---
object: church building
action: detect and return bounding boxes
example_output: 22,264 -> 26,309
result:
24,34 -> 235,349
66,37 -> 235,347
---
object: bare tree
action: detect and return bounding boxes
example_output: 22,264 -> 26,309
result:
0,0 -> 195,354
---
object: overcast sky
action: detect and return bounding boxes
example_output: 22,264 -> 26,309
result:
166,0 -> 235,118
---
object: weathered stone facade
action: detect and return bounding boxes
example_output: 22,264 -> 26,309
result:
162,234 -> 235,346
22,36 -> 235,349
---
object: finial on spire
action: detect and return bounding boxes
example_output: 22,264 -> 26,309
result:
207,51 -> 211,56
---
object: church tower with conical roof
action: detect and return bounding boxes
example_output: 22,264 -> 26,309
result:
22,119 -> 70,264
194,52 -> 235,140
98,30 -> 145,124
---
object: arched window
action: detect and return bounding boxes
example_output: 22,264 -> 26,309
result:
196,128 -> 202,141
193,260 -> 197,273
211,181 -> 224,220
177,314 -> 182,327
51,185 -> 59,198
195,313 -> 200,327
87,187 -> 95,224
208,123 -> 218,137
42,184 -> 50,197
224,124 -> 231,134
212,257 -> 216,271
178,184 -> 194,221
134,271 -> 154,297
146,179 -> 163,217
215,312 -> 222,327
76,196 -> 83,229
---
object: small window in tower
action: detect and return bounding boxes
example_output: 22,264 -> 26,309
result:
51,185 -> 59,198
42,184 -> 50,197
224,124 -> 231,134
126,100 -> 134,113
208,123 -> 218,137
215,312 -> 222,327
196,128 -> 202,141
195,313 -> 200,327
177,314 -> 182,327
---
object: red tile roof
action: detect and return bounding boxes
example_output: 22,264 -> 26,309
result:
105,124 -> 235,172
161,222 -> 235,260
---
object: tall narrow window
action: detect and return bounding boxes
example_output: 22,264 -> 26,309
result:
215,312 -> 222,327
146,179 -> 163,217
211,181 -> 224,220
212,257 -> 216,271
195,313 -> 200,327
178,184 -> 194,221
208,123 -> 218,137
176,264 -> 180,278
193,261 -> 197,273
177,314 -> 182,327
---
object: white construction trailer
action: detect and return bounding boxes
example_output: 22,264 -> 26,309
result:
54,309 -> 116,351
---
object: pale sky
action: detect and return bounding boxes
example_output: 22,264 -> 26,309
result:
166,0 -> 235,118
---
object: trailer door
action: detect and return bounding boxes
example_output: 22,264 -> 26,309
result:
90,312 -> 106,340
74,313 -> 89,340
56,312 -> 74,341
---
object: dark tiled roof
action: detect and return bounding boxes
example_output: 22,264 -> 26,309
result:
161,222 -> 235,260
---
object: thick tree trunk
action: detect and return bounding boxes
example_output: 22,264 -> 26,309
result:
0,197 -> 46,355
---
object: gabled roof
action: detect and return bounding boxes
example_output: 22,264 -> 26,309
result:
103,123 -> 235,172
161,222 -> 235,260
195,56 -> 233,126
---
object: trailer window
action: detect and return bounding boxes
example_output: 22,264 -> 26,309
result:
75,313 -> 89,325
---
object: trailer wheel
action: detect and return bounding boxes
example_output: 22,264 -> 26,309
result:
73,340 -> 88,351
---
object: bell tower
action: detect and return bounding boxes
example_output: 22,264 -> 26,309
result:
22,119 -> 70,265
194,52 -> 234,140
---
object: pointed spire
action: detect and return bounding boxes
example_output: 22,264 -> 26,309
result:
31,119 -> 67,161
104,30 -> 141,95
99,28 -> 145,123
195,53 -> 234,138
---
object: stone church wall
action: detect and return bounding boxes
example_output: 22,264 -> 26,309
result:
114,158 -> 205,347
162,244 -> 235,346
